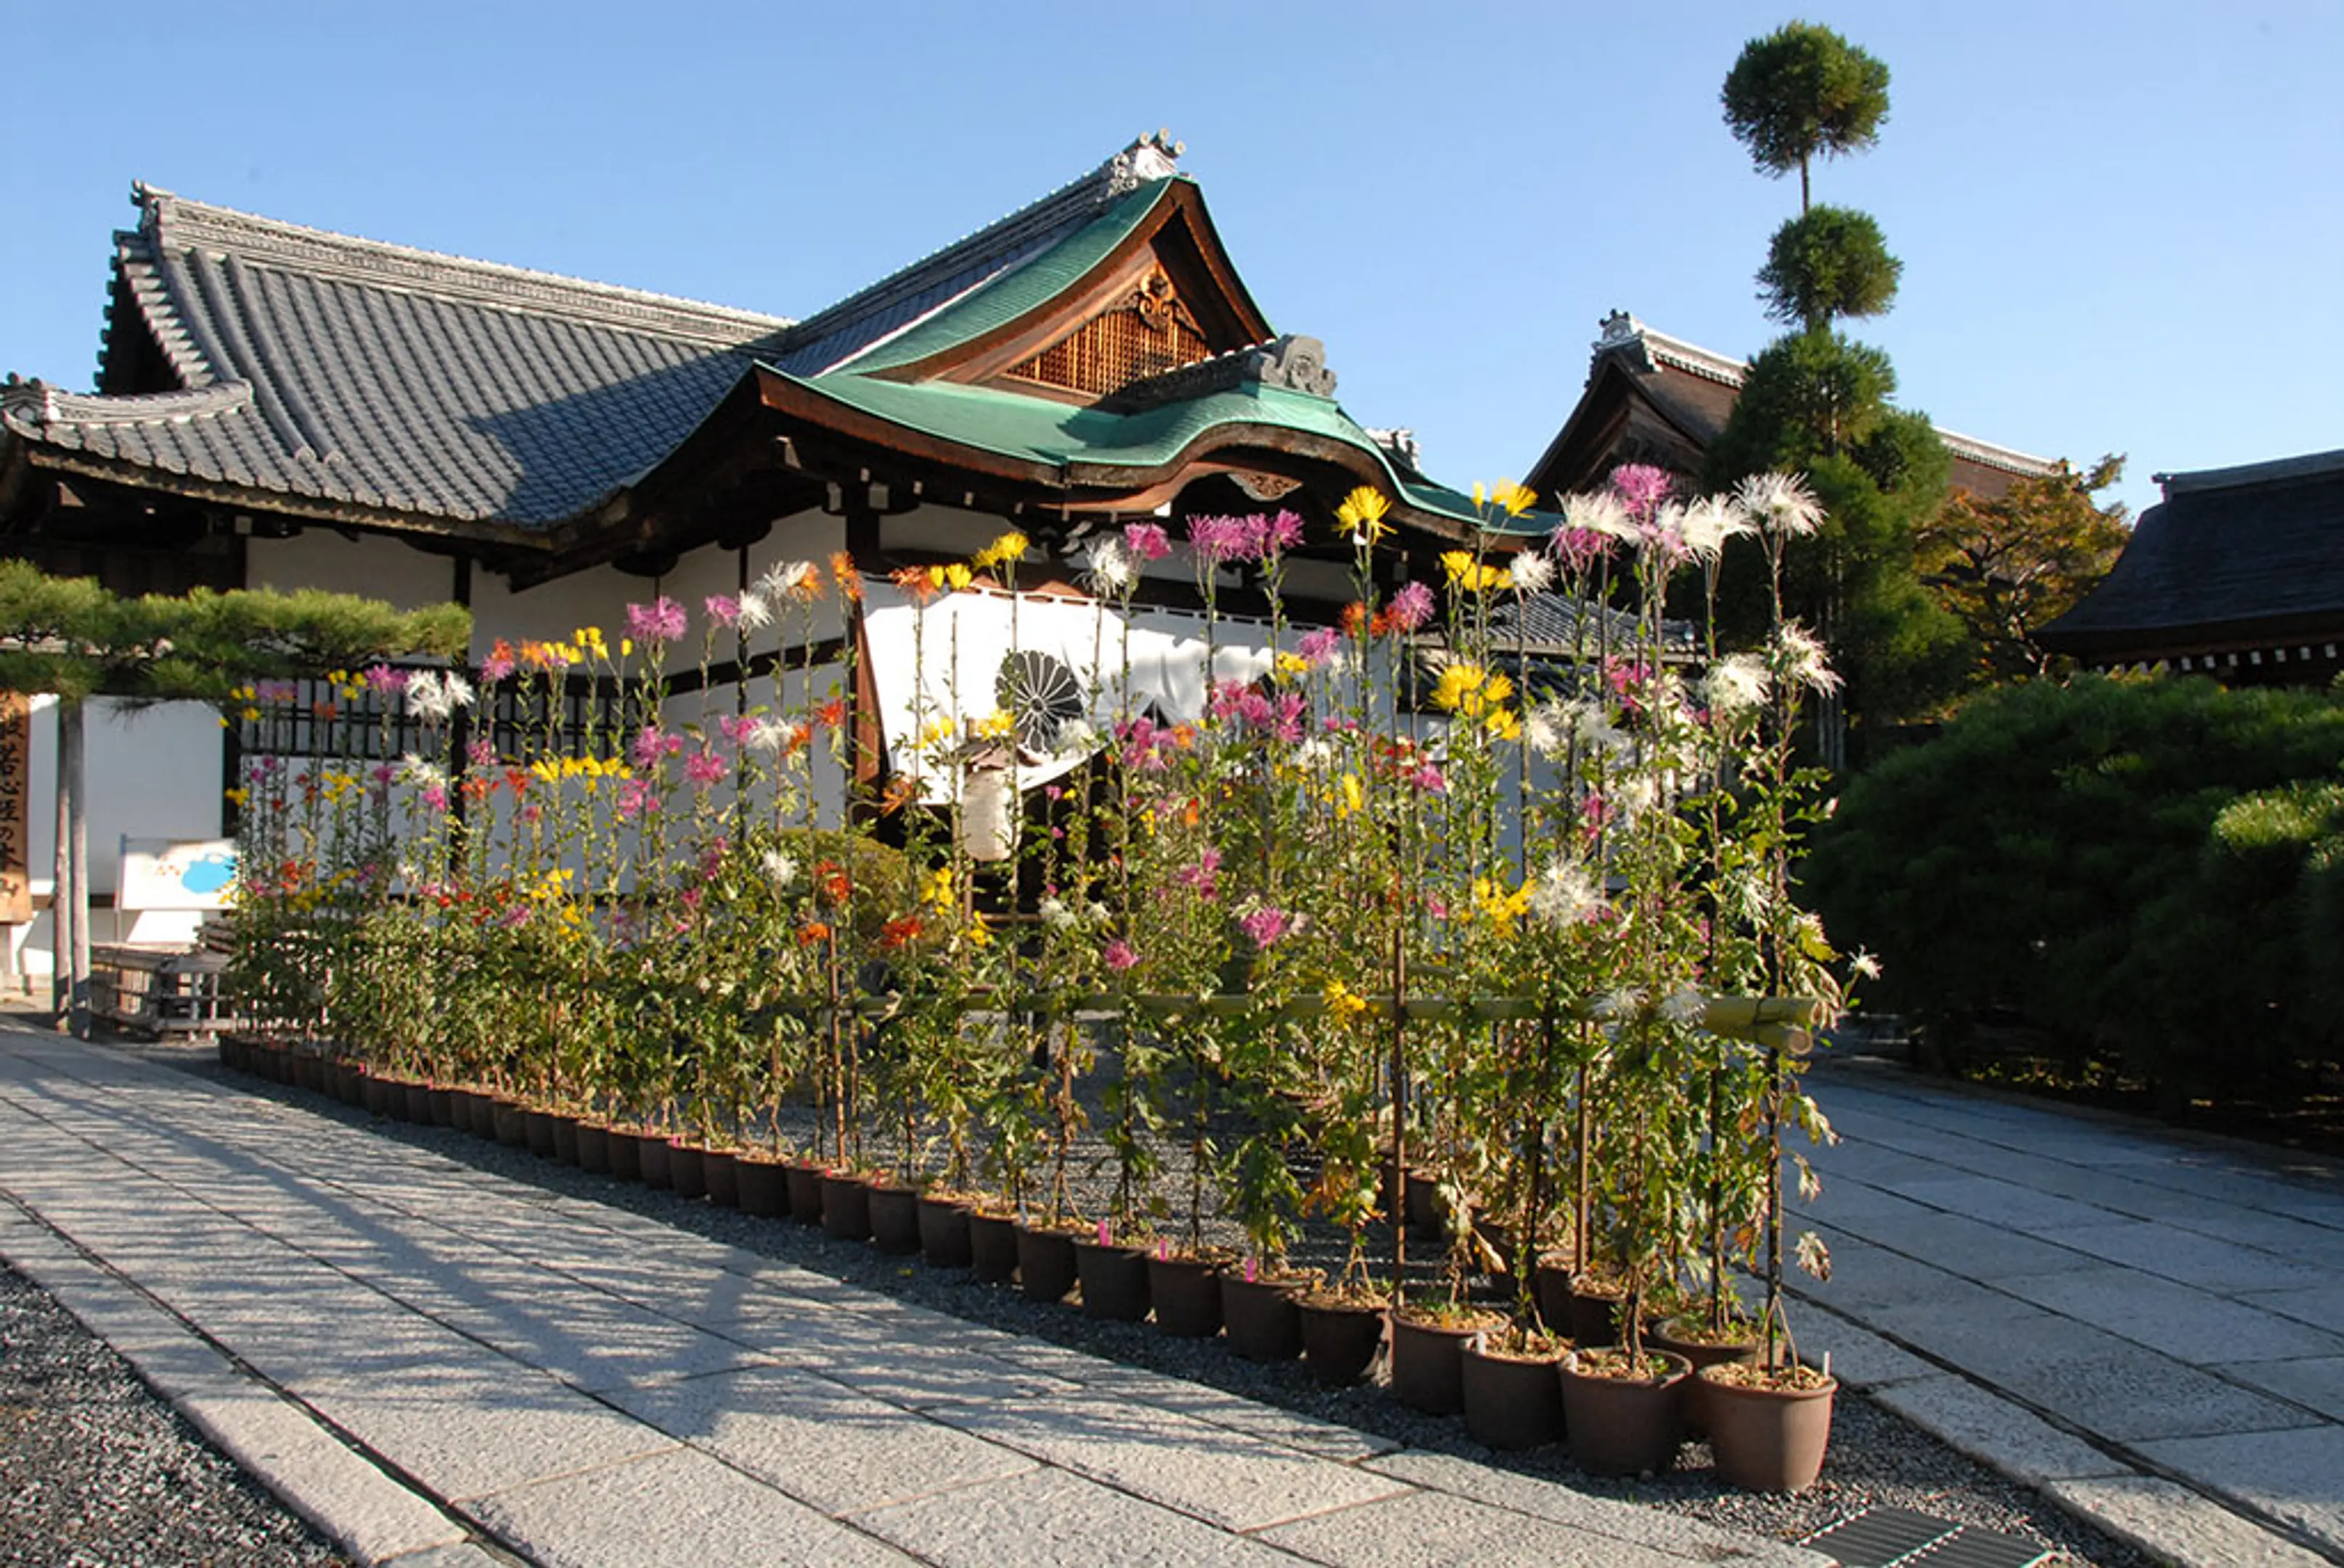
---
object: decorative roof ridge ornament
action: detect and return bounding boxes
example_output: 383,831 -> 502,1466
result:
1,375 -> 256,430
1366,428 -> 1424,474
1101,131 -> 1184,202
1103,333 -> 1337,412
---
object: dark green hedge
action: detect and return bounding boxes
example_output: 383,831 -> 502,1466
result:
1805,676 -> 2344,1102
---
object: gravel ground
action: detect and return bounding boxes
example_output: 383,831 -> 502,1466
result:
0,1260 -> 346,1568
74,1035 -> 2156,1568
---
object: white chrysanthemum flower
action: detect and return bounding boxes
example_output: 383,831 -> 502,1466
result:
404,671 -> 452,721
744,717 -> 791,754
1086,900 -> 1110,923
1053,717 -> 1098,754
1293,736 -> 1334,771
1507,550 -> 1556,595
398,752 -> 445,789
1773,622 -> 1843,695
1527,857 -> 1603,927
1850,950 -> 1883,981
1615,775 -> 1660,820
1593,987 -> 1641,1021
1563,489 -> 1638,542
1704,653 -> 1771,719
1085,537 -> 1135,593
1736,472 -> 1825,539
1524,701 -> 1571,759
756,560 -> 816,600
1678,497 -> 1752,563
1579,705 -> 1630,754
1038,897 -> 1075,931
761,849 -> 798,888
441,671 -> 474,710
1660,986 -> 1708,1026
735,591 -> 773,632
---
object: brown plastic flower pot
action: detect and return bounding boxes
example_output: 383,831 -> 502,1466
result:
968,1211 -> 1019,1283
867,1185 -> 922,1254
604,1128 -> 642,1182
783,1161 -> 825,1224
524,1109 -> 560,1161
734,1156 -> 788,1217
550,1114 -> 579,1167
669,1143 -> 706,1199
1389,1310 -> 1500,1416
1146,1254 -> 1225,1338
1297,1297 -> 1387,1385
1219,1273 -> 1304,1362
1072,1240 -> 1151,1321
637,1135 -> 672,1189
575,1122 -> 611,1175
1702,1369 -> 1835,1493
917,1196 -> 973,1267
701,1150 -> 738,1207
1016,1225 -> 1079,1304
820,1172 -> 871,1241
1559,1350 -> 1688,1477
1461,1339 -> 1567,1450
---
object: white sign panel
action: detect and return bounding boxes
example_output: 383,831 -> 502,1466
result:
118,837 -> 238,911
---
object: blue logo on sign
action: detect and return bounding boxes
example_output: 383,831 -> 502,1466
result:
181,853 -> 237,896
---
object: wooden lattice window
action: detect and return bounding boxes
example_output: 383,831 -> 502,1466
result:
1010,266 -> 1211,396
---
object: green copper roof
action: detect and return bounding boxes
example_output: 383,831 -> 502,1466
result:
838,181 -> 1182,376
759,367 -> 1553,537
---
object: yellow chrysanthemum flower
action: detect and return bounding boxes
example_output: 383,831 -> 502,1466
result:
1336,486 -> 1392,545
1323,979 -> 1370,1024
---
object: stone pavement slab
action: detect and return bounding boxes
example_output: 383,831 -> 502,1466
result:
597,1363 -> 1040,1515
928,1392 -> 1414,1533
844,1463 -> 1299,1567
2131,1425 -> 2344,1559
466,1445 -> 920,1567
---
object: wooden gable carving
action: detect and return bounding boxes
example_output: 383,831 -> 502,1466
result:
1004,263 -> 1213,399
882,183 -> 1270,403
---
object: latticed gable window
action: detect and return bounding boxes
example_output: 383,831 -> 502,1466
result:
1008,265 -> 1211,397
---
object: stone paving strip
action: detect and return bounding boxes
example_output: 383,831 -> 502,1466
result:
1794,1057 -> 2344,1567
0,1026 -> 1821,1568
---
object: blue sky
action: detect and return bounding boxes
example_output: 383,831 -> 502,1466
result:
4,1 -> 2337,523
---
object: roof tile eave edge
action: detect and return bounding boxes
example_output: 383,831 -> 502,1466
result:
17,446 -> 558,547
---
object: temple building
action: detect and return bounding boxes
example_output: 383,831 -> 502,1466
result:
0,135 -> 1548,973
2035,449 -> 2344,685
1523,311 -> 2054,505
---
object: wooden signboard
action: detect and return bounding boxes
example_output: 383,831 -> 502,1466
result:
0,694 -> 28,924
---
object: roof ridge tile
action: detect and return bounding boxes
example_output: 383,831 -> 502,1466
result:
132,181 -> 793,350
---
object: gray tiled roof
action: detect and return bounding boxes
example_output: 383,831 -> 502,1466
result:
3,136 -> 1186,534
5,185 -> 796,528
1492,591 -> 1696,655
2037,449 -> 2344,655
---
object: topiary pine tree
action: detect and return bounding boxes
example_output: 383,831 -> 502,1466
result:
1706,21 -> 1952,767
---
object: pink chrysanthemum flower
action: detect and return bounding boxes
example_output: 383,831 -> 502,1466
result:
626,597 -> 688,644
1240,906 -> 1296,950
1609,462 -> 1673,520
1389,581 -> 1435,632
703,594 -> 741,628
1123,521 -> 1172,561
1103,939 -> 1138,973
